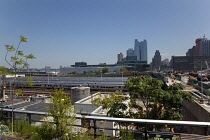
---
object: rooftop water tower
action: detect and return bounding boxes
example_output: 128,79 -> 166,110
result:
71,86 -> 90,105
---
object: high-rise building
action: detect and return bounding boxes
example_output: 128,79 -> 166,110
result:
195,38 -> 202,56
151,50 -> 161,70
134,39 -> 147,62
161,58 -> 169,66
186,36 -> 210,57
186,46 -> 196,56
117,52 -> 123,61
200,38 -> 210,56
127,48 -> 134,56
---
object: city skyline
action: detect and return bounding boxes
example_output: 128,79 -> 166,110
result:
1,0 -> 210,68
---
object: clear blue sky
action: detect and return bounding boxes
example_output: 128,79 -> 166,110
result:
1,0 -> 210,68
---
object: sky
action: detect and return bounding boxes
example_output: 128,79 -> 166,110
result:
1,0 -> 210,68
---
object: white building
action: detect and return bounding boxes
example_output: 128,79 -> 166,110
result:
134,39 -> 147,62
200,38 -> 210,56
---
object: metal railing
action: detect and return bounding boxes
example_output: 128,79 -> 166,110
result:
0,108 -> 210,139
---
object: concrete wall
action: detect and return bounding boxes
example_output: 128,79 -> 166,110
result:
182,100 -> 210,135
91,106 -> 115,137
74,93 -> 99,114
183,100 -> 210,122
74,103 -> 99,114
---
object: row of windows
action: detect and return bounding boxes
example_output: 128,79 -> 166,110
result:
16,83 -> 125,89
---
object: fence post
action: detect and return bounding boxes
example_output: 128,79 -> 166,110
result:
144,122 -> 148,140
27,113 -> 31,124
93,119 -> 97,138
205,125 -> 209,136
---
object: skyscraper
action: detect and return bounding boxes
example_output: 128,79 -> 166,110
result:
127,48 -> 134,56
186,46 -> 196,56
151,50 -> 161,70
134,39 -> 147,62
117,52 -> 123,61
200,38 -> 210,56
195,38 -> 202,56
186,36 -> 210,57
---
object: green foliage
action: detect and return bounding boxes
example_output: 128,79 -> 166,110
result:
45,89 -> 76,138
3,35 -> 36,133
0,66 -> 13,75
5,35 -> 36,70
1,118 -> 136,140
3,119 -> 38,139
93,76 -> 193,129
95,70 -> 102,74
11,56 -> 18,61
17,51 -> 24,56
5,45 -> 15,52
15,89 -> 23,96
34,123 -> 57,140
25,54 -> 36,59
120,67 -> 128,73
125,75 -> 164,118
102,68 -> 109,73
69,71 -> 77,74
21,77 -> 34,87
13,119 -> 36,138
26,77 -> 34,86
72,71 -> 76,74
92,92 -> 129,118
20,35 -> 27,42
120,130 -> 135,140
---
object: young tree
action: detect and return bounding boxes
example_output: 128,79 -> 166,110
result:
5,36 -> 35,71
160,82 -> 193,120
3,35 -> 36,133
92,92 -> 129,118
94,70 -> 102,74
93,76 -> 193,123
45,89 -> 76,138
71,71 -> 76,74
125,75 -> 164,118
4,36 -> 36,94
126,76 -> 193,120
92,91 -> 131,129
102,68 -> 109,73
83,71 -> 87,75
120,67 -> 128,73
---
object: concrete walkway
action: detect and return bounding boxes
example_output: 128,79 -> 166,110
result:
166,77 -> 181,86
181,134 -> 210,140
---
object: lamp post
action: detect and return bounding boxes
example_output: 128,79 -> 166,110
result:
200,62 -> 204,103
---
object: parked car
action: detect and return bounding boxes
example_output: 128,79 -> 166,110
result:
202,76 -> 208,81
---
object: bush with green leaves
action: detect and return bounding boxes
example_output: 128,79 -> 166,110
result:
92,76 -> 193,131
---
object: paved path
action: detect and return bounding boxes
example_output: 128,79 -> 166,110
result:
166,76 -> 189,86
166,77 -> 181,86
181,134 -> 210,140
